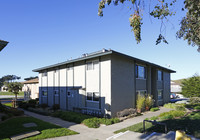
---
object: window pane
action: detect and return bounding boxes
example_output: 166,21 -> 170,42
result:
42,72 -> 47,77
54,90 -> 59,95
93,92 -> 99,101
87,92 -> 92,100
93,61 -> 99,70
158,70 -> 163,81
158,90 -> 163,100
138,66 -> 145,79
87,62 -> 93,70
135,65 -> 138,78
42,91 -> 47,96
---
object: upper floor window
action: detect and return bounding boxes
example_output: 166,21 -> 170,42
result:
157,70 -> 163,81
87,61 -> 99,70
135,64 -> 146,79
42,72 -> 47,77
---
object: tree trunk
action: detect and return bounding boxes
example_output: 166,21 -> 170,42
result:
14,93 -> 17,108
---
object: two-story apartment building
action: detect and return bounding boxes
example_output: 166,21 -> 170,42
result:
33,49 -> 175,117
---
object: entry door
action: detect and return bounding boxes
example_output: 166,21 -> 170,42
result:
67,90 -> 78,111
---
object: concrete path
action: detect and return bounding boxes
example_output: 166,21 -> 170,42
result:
23,107 -> 172,140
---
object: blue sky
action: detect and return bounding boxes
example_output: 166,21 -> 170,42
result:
0,0 -> 199,81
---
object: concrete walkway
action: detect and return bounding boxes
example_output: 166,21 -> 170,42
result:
23,107 -> 172,140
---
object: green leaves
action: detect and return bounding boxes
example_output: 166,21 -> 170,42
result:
181,74 -> 200,98
129,13 -> 142,43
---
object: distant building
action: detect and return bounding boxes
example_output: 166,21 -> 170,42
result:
171,81 -> 182,93
22,78 -> 39,100
0,40 -> 9,52
33,49 -> 175,117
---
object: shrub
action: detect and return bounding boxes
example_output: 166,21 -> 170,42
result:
83,118 -> 100,128
164,103 -> 176,109
159,110 -> 185,119
136,94 -> 145,113
175,105 -> 186,111
150,116 -> 159,120
6,108 -> 24,116
28,99 -> 38,105
52,104 -> 60,111
194,106 -> 200,110
145,95 -> 154,111
150,107 -> 159,112
190,97 -> 200,104
40,104 -> 48,109
1,115 -> 9,121
160,114 -> 173,120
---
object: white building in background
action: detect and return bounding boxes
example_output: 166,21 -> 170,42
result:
33,49 -> 175,117
22,78 -> 39,100
171,81 -> 182,93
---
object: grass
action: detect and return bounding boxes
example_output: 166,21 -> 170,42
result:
114,111 -> 200,138
3,102 -> 12,107
52,110 -> 120,128
150,107 -> 160,112
0,116 -> 78,140
0,91 -> 24,96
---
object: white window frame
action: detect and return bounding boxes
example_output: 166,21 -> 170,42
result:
158,89 -> 163,100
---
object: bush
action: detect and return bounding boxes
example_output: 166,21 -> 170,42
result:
150,107 -> 160,112
83,118 -> 100,128
100,118 -> 120,125
164,103 -> 176,109
40,104 -> 48,109
145,95 -> 153,111
175,105 -> 186,111
150,116 -> 159,120
159,110 -> 185,120
194,106 -> 200,110
52,104 -> 60,111
6,108 -> 24,116
136,94 -> 145,113
190,97 -> 200,104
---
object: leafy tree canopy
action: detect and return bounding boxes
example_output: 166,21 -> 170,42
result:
98,0 -> 200,52
181,74 -> 200,97
0,75 -> 21,88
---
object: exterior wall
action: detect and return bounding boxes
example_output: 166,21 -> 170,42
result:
163,72 -> 170,103
111,54 -> 135,117
23,83 -> 39,100
38,56 -> 112,117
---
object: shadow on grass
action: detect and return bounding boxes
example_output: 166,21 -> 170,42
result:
0,116 -> 78,140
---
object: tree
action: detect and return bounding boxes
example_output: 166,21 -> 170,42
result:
98,0 -> 200,52
0,75 -> 21,89
5,82 -> 23,107
181,74 -> 200,97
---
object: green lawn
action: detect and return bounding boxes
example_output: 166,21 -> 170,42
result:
0,116 -> 78,140
114,111 -> 200,138
3,103 -> 12,107
0,91 -> 24,96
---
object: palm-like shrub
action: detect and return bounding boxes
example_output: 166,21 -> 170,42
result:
145,94 -> 154,111
136,94 -> 145,113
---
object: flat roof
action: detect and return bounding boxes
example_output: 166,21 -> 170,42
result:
33,49 -> 176,73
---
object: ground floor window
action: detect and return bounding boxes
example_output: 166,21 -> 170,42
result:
42,90 -> 47,96
54,90 -> 59,95
158,90 -> 163,100
86,92 -> 99,102
136,90 -> 147,96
